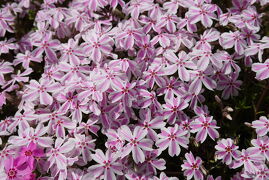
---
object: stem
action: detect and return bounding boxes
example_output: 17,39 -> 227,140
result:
255,81 -> 269,115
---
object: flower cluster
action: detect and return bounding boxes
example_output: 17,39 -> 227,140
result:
0,0 -> 269,179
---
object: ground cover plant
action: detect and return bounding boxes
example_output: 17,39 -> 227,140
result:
0,0 -> 269,179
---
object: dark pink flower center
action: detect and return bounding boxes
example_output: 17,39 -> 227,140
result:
103,160 -> 111,169
202,122 -> 210,128
25,150 -> 33,156
191,163 -> 198,169
242,156 -> 250,161
130,138 -> 139,146
169,133 -> 176,140
8,168 -> 17,178
259,145 -> 268,152
225,146 -> 232,152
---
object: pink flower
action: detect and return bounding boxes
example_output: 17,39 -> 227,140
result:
59,39 -> 84,65
138,108 -> 165,141
0,39 -> 16,55
0,157 -> 31,180
163,50 -> 196,82
190,115 -> 219,143
156,13 -> 179,33
252,59 -> 269,80
109,81 -> 136,107
189,69 -> 217,95
77,119 -> 100,136
153,172 -> 179,180
32,32 -> 60,63
157,77 -> 183,101
163,0 -> 188,14
181,152 -> 204,180
66,11 -> 90,32
230,0 -> 250,14
73,134 -> 95,163
125,0 -> 152,19
178,17 -> 197,33
8,111 -> 34,133
3,68 -> 33,89
53,116 -> 76,138
14,51 -> 42,69
120,125 -> 153,163
190,50 -> 222,71
56,91 -> 77,113
214,51 -> 240,74
47,138 -> 75,170
82,31 -> 113,62
0,146 -> 15,168
58,62 -> 89,82
151,32 -> 173,48
138,89 -> 162,110
140,15 -> 158,33
215,138 -> 240,165
116,27 -> 143,50
92,66 -> 123,92
245,43 -> 264,62
0,92 -> 7,109
77,81 -> 103,102
141,150 -> 166,175
195,28 -> 220,50
220,31 -> 247,55
109,0 -> 125,8
217,72 -> 242,99
106,128 -> 125,152
162,96 -> 189,124
19,143 -> 44,169
242,165 -> 269,179
231,149 -> 264,173
242,6 -> 261,31
0,61 -> 13,85
24,79 -> 61,105
187,2 -> 217,27
87,149 -> 123,180
156,124 -> 189,157
251,116 -> 269,136
143,65 -> 166,89
0,10 -> 14,37
248,136 -> 269,161
137,35 -> 155,59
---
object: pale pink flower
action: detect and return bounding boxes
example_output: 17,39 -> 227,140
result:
87,149 -> 123,180
252,116 -> 269,136
24,79 -> 61,105
217,72 -> 242,99
32,32 -> 60,63
252,59 -> 269,80
156,124 -> 189,157
231,149 -> 264,173
181,152 -> 204,180
215,138 -> 240,165
248,136 -> 269,161
156,14 -> 179,33
220,31 -> 247,55
47,138 -> 75,170
120,125 -> 153,163
14,51 -> 42,69
187,2 -> 217,27
163,50 -> 196,82
190,115 -> 219,143
82,31 -> 113,62
162,96 -> 189,124
73,134 -> 95,163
